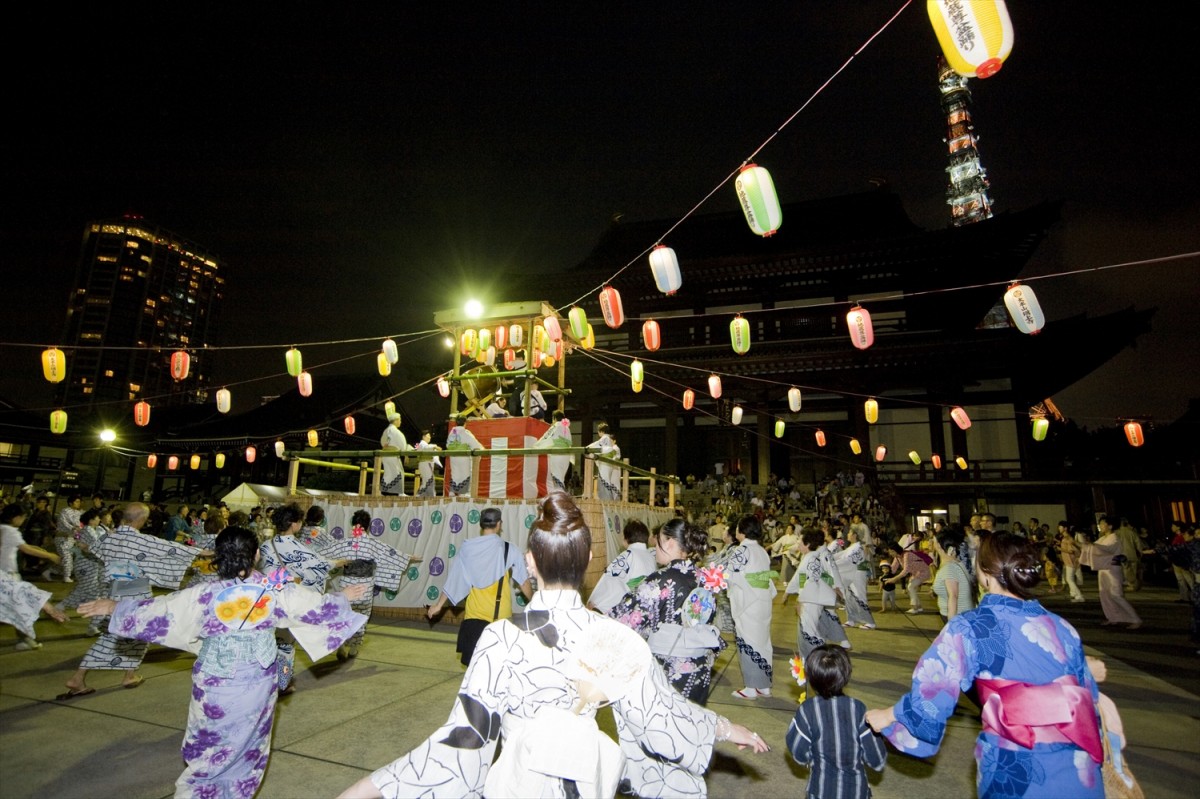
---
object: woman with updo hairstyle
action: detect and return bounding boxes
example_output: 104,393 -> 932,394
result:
723,514 -> 778,699
80,526 -> 368,799
340,492 -> 769,799
868,532 -> 1106,798
611,517 -> 725,703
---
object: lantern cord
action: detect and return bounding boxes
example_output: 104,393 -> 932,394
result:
7,328 -> 444,354
561,0 -> 915,310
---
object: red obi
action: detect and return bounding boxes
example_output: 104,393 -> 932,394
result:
975,676 -> 1102,763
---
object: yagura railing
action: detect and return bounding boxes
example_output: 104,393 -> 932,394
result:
280,447 -> 681,504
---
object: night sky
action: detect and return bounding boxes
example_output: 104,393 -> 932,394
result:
3,2 -> 1198,428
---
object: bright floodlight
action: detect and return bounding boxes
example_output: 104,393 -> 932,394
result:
464,299 -> 483,319
99,429 -> 116,443
444,335 -> 454,347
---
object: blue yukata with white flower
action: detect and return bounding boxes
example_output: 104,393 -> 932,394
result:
880,593 -> 1102,799
108,570 -> 366,799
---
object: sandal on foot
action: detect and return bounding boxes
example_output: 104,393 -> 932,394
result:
56,687 -> 96,700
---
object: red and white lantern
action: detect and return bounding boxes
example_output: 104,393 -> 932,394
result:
168,455 -> 180,470
642,319 -> 661,351
875,445 -> 888,462
134,400 -> 151,427
846,306 -> 874,350
708,374 -> 722,399
298,371 -> 313,397
171,350 -> 190,381
950,406 -> 971,430
599,286 -> 625,328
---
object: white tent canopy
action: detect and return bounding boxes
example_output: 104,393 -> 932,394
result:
220,483 -> 359,510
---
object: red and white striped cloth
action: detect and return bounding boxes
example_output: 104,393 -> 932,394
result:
465,417 -> 551,499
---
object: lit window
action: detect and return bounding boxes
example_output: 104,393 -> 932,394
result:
83,387 -> 93,395
129,383 -> 141,392
104,370 -> 114,377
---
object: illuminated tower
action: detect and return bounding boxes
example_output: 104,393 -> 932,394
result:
56,215 -> 225,411
938,55 -> 993,226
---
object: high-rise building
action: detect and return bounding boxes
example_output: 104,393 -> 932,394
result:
56,215 -> 224,411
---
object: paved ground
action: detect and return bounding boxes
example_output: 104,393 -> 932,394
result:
2,576 -> 1197,799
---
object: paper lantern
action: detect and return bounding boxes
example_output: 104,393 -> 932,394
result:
274,440 -> 285,458
932,454 -> 943,469
682,389 -> 695,411
875,445 -> 888,462
642,319 -> 661,351
146,453 -> 157,469
731,405 -> 743,425
534,324 -> 550,353
631,378 -> 643,393
216,387 -> 232,414
483,346 -> 497,367
956,456 -> 969,470
730,315 -> 751,355
1124,421 -> 1144,447
42,348 -> 67,383
1031,416 -> 1049,441
927,0 -> 1014,79
494,325 -> 507,350
437,377 -> 451,398
381,338 -> 399,364
285,347 -> 303,377
708,374 -> 722,399
344,415 -> 357,435
50,409 -> 67,434
307,429 -> 319,448
814,429 -> 826,447
788,387 -> 802,413
384,401 -> 396,417
298,371 -> 313,397
531,346 -> 543,368
478,328 -> 492,353
543,354 -> 556,368
846,306 -> 874,350
950,406 -> 971,430
581,324 -> 595,350
909,450 -> 922,465
377,352 -> 392,376
543,316 -> 563,343
190,454 -> 201,470
215,453 -> 226,469
864,398 -> 879,424
245,446 -> 257,464
460,329 -> 477,357
134,400 -> 151,427
168,455 -> 180,470
568,307 -> 589,340
508,324 -> 524,348
503,348 -> 517,370
774,419 -> 786,438
170,351 -> 190,381
734,163 -> 782,237
1003,282 -> 1045,335
649,244 -> 682,295
849,438 -> 862,455
630,360 -> 644,384
599,286 -> 625,329
554,340 -> 564,361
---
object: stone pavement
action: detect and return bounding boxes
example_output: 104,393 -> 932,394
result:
2,578 -> 1197,799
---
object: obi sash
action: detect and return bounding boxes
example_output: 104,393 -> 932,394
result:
976,675 -> 1102,763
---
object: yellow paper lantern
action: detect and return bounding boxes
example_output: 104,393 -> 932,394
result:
384,401 -> 396,417
864,398 -> 879,424
631,378 -> 643,393
190,454 -> 201,470
956,456 -> 969,470
307,429 -> 319,448
460,329 -> 478,357
909,450 -> 922,465
377,352 -> 392,376
927,0 -> 1014,80
216,387 -> 232,414
50,409 -> 68,434
285,347 -> 303,377
849,438 -> 862,455
42,348 -> 67,383
215,453 -> 226,469
581,324 -> 595,350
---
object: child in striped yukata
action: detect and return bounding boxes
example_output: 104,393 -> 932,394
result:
786,644 -> 886,799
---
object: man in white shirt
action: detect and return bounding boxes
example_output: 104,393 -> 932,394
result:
380,413 -> 410,495
485,396 -> 510,418
588,519 -> 657,614
522,382 -> 548,420
707,514 -> 728,549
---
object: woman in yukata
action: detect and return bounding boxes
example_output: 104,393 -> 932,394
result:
866,532 -> 1105,799
610,517 -> 726,704
338,492 -> 769,799
724,514 -> 777,700
79,526 -> 367,799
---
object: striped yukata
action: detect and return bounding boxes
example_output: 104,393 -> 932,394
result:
78,526 -> 201,670
321,531 -> 413,651
58,525 -> 107,609
786,694 -> 887,799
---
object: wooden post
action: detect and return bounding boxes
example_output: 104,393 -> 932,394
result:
372,454 -> 382,495
668,481 -> 676,509
358,462 -> 368,495
621,457 -> 629,502
287,459 -> 300,495
649,467 -> 657,508
582,456 -> 595,499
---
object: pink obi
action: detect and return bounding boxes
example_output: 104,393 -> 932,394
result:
976,676 -> 1102,763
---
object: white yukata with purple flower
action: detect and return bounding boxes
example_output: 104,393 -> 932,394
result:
107,568 -> 367,799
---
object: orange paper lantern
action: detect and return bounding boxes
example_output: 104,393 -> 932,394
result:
168,455 -> 180,470
932,454 -> 943,469
1124,421 -> 1144,447
245,446 -> 257,464
814,429 -> 826,447
344,415 -> 357,435
682,389 -> 695,410
146,453 -> 158,469
134,400 -> 151,427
